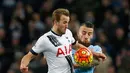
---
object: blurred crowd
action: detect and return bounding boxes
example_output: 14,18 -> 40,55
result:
0,0 -> 129,73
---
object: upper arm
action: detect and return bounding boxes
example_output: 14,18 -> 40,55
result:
31,35 -> 48,55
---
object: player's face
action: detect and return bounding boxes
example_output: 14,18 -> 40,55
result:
57,15 -> 70,34
77,26 -> 94,47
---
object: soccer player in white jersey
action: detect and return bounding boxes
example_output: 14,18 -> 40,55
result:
20,8 -> 75,73
20,8 -> 106,73
72,21 -> 107,73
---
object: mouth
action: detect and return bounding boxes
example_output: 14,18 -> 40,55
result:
64,28 -> 67,31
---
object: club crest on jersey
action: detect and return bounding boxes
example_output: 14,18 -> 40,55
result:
65,37 -> 68,39
56,44 -> 72,57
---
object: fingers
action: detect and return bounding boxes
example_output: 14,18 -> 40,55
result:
20,64 -> 28,73
99,53 -> 107,61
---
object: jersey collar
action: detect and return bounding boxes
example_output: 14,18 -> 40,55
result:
51,29 -> 62,36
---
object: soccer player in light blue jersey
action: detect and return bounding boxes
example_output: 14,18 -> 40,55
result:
72,21 -> 106,73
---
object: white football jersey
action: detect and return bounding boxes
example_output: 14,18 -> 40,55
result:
31,29 -> 75,73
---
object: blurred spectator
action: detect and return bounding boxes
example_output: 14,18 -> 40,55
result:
69,13 -> 80,37
40,0 -> 54,21
13,1 -> 25,21
54,0 -> 76,12
25,4 -> 34,21
32,12 -> 48,39
44,16 -> 53,30
28,20 -> 39,41
103,15 -> 120,40
2,0 -> 16,7
32,13 -> 46,32
101,10 -> 112,31
0,28 -> 14,73
94,0 -> 113,28
84,11 -> 95,23
0,12 -> 4,28
112,27 -> 125,55
116,48 -> 130,73
119,0 -> 129,37
9,19 -> 22,40
96,29 -> 113,56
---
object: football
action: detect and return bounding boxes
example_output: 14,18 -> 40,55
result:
74,48 -> 93,67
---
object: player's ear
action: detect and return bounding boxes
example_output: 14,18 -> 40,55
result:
54,20 -> 56,24
54,20 -> 59,25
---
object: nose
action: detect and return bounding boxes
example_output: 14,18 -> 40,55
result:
65,23 -> 68,28
84,34 -> 89,40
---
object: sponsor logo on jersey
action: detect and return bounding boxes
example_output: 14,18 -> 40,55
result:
56,44 -> 72,57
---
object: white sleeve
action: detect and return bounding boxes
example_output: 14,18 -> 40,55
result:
31,35 -> 47,55
66,29 -> 75,44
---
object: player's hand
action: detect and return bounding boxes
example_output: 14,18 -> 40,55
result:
92,52 -> 107,61
98,53 -> 107,61
20,64 -> 28,73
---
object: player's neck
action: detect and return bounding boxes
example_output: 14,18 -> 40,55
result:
51,26 -> 62,36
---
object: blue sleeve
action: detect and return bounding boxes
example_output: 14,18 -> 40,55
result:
72,49 -> 76,64
94,45 -> 102,53
88,45 -> 102,53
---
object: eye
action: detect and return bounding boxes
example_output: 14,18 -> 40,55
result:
82,31 -> 86,35
88,32 -> 92,36
63,21 -> 67,24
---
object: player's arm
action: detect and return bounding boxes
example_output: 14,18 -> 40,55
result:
75,43 -> 107,61
20,36 -> 46,73
20,51 -> 37,73
89,56 -> 101,66
92,52 -> 106,61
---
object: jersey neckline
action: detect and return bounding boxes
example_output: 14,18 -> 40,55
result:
51,29 -> 62,36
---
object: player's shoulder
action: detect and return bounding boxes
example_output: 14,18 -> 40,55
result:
65,29 -> 73,35
66,29 -> 72,33
41,31 -> 52,37
66,29 -> 71,32
38,31 -> 51,40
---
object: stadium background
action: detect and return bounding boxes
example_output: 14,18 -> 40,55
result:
0,0 -> 129,73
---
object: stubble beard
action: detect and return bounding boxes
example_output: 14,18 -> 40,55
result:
78,38 -> 91,47
58,28 -> 65,35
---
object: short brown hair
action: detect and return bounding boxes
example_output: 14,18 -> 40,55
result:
52,8 -> 70,22
81,21 -> 94,28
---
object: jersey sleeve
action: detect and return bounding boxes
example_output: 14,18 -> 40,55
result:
94,45 -> 102,53
30,35 -> 47,55
88,45 -> 102,53
72,49 -> 76,64
66,29 -> 75,44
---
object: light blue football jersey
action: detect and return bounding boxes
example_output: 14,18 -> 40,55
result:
72,45 -> 102,73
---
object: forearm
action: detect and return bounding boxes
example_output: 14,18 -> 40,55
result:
92,52 -> 106,61
89,57 -> 100,67
21,52 -> 36,66
92,52 -> 100,57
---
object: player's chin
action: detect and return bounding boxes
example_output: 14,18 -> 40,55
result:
61,31 -> 65,34
62,30 -> 66,34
